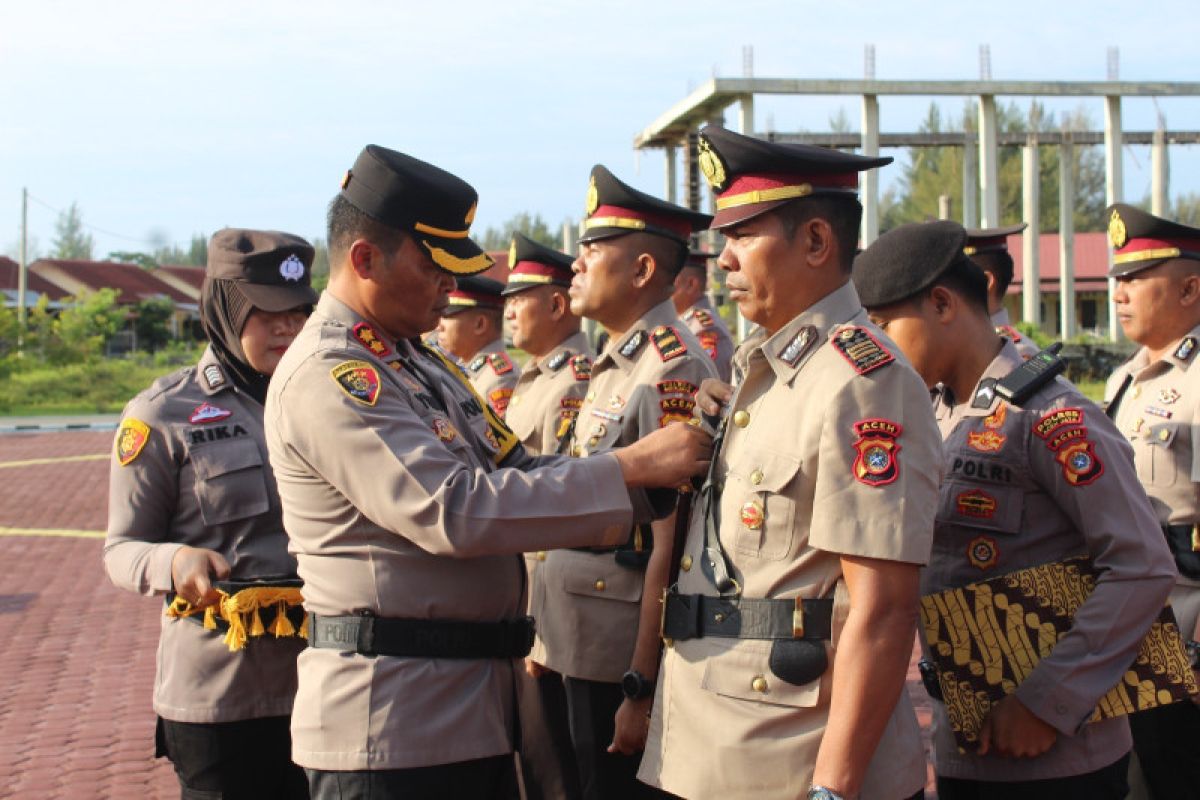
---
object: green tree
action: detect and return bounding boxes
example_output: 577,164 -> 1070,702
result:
108,250 -> 158,269
310,236 -> 330,291
133,296 -> 176,352
1173,193 -> 1200,226
51,203 -> 95,260
43,289 -> 125,363
477,212 -> 562,251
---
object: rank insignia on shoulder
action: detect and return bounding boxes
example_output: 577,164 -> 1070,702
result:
619,330 -> 646,359
779,325 -> 818,367
547,351 -> 570,371
651,325 -> 687,362
489,387 -> 513,416
657,380 -> 698,397
698,330 -> 719,360
1034,407 -> 1084,439
188,402 -> 231,425
330,360 -> 381,406
692,308 -> 715,329
971,379 -> 998,409
1175,337 -> 1196,362
352,322 -> 392,358
831,327 -> 894,375
1056,439 -> 1104,486
489,352 -> 514,375
570,354 -> 592,381
996,324 -> 1022,343
115,418 -> 151,466
202,364 -> 226,390
468,354 -> 488,373
850,418 -> 902,487
967,535 -> 1000,570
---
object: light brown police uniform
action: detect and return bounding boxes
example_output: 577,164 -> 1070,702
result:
105,347 -> 303,723
466,337 -> 522,418
506,331 -> 593,456
1107,326 -> 1200,644
266,292 -> 655,771
992,308 -> 1040,360
532,299 -> 717,681
927,340 -> 1175,781
639,282 -> 942,800
681,295 -> 735,383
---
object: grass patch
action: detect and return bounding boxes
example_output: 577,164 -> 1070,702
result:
1073,380 -> 1106,404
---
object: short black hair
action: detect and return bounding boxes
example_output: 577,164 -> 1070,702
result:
774,194 -> 863,271
970,251 -> 1015,297
326,194 -> 408,269
628,232 -> 688,279
929,257 -> 990,312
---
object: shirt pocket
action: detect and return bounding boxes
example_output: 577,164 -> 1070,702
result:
1145,422 -> 1184,487
729,449 -> 804,561
700,639 -> 822,708
561,559 -> 644,605
189,438 -> 270,526
935,477 -> 1024,536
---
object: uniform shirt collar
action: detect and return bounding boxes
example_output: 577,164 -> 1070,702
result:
936,339 -> 1022,421
526,330 -> 589,375
1146,323 -> 1200,375
739,281 -> 864,385
991,307 -> 1012,327
601,298 -> 680,368
316,291 -> 404,358
476,337 -> 507,356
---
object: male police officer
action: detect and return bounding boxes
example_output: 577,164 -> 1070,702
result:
501,231 -> 592,800
965,224 -> 1040,359
437,274 -> 521,417
530,165 -> 716,799
264,145 -> 712,799
673,250 -> 735,381
856,220 -> 1174,800
1105,203 -> 1200,800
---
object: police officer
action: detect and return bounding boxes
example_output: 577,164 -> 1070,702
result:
639,126 -> 943,800
264,145 -> 712,799
501,232 -> 592,800
965,224 -> 1040,359
856,219 -> 1175,800
105,229 -> 319,799
437,274 -> 521,417
530,165 -> 716,799
1104,203 -> 1200,800
672,250 -> 735,381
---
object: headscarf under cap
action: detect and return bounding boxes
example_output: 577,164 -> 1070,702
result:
200,277 -> 273,405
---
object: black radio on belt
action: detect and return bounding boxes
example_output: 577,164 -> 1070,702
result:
994,342 -> 1066,407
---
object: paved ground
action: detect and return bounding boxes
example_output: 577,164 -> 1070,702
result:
0,428 -> 936,799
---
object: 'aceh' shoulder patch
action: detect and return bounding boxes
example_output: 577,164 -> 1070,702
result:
330,360 -> 381,406
831,327 -> 894,375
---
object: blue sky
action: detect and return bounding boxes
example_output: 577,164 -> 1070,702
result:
2,0 -> 1198,259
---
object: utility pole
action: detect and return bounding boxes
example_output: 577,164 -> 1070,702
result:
18,187 -> 28,350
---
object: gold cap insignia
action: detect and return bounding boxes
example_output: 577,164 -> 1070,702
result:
1108,209 -> 1127,249
340,170 -> 352,190
698,137 -> 727,191
508,238 -> 517,270
464,201 -> 477,226
586,176 -> 599,216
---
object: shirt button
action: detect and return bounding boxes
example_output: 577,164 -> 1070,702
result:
594,579 -> 606,591
751,675 -> 768,693
733,410 -> 751,428
536,551 -> 547,562
1131,385 -> 1142,399
681,555 -> 693,572
750,468 -> 764,485
586,391 -> 596,402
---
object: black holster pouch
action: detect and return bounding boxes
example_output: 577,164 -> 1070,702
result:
918,658 -> 944,701
768,639 -> 828,687
1164,524 -> 1200,581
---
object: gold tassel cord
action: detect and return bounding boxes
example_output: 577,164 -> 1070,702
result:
165,587 -> 306,652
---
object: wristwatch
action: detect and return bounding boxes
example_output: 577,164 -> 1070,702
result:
620,669 -> 654,700
807,786 -> 846,800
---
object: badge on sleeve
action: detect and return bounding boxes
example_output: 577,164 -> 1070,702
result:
967,536 -> 1000,570
851,418 -> 902,486
352,322 -> 392,358
115,418 -> 151,466
330,360 -> 381,406
698,330 -> 719,360
657,380 -> 698,396
832,327 -> 894,375
659,396 -> 695,426
651,326 -> 687,362
1033,407 -> 1084,439
1056,439 -> 1104,486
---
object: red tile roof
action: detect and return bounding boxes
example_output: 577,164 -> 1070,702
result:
155,264 -> 205,291
0,256 -> 71,301
1006,231 -> 1111,292
30,259 -> 194,305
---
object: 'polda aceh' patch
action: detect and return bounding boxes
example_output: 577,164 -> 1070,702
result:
331,360 -> 381,406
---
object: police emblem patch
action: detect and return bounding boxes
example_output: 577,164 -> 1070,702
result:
203,363 -> 225,390
431,417 -> 459,443
956,489 -> 998,519
967,430 -> 1006,453
851,418 -> 902,487
189,402 -> 232,425
831,327 -> 894,375
330,360 -> 381,406
489,352 -> 514,375
650,326 -> 687,362
659,396 -> 695,427
115,418 -> 151,466
279,254 -> 305,282
967,536 -> 1000,570
489,387 -> 513,416
1056,439 -> 1104,486
570,355 -> 592,381
547,351 -> 570,371
619,330 -> 647,358
984,403 -> 1007,430
996,324 -> 1022,343
353,322 -> 392,357
1108,208 -> 1127,249
698,136 -> 727,191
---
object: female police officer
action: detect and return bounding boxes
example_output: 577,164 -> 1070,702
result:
104,229 -> 318,799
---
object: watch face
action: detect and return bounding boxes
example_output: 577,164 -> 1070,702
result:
621,670 -> 646,699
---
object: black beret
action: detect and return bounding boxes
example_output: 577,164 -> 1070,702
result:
444,275 -> 505,314
340,145 -> 493,276
699,125 -> 892,229
501,233 -> 575,295
1106,203 -> 1200,277
853,220 -> 973,308
206,228 -> 318,312
580,165 -> 711,245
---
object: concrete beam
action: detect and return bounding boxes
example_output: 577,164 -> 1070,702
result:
1022,140 -> 1041,326
978,96 -> 1000,227
1060,138 -> 1076,339
860,94 -> 880,246
664,145 -> 677,204
765,130 -> 1200,147
1104,95 -> 1123,342
962,131 -> 978,229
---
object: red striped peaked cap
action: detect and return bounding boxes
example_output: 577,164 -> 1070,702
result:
501,232 -> 575,296
339,145 -> 494,276
698,125 -> 893,230
444,275 -> 505,315
1107,203 -> 1200,277
964,224 -> 1027,256
581,165 -> 712,246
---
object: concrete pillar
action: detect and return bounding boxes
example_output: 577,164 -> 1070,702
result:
664,145 -> 677,204
1059,138 -> 1076,339
938,195 -> 952,220
739,95 -> 754,136
978,95 -> 1000,227
1104,95 -> 1123,341
962,131 -> 979,229
1022,139 -> 1041,326
860,94 -> 880,246
1151,126 -> 1169,216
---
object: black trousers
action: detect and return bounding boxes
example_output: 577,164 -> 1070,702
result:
157,715 -> 309,800
516,666 -> 581,800
562,677 -> 673,800
937,752 -> 1129,800
1130,700 -> 1200,800
306,755 -> 516,800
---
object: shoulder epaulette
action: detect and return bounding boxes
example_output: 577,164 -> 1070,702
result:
468,354 -> 488,373
830,326 -> 894,375
651,325 -> 688,362
489,352 -> 514,375
693,308 -> 715,329
996,324 -> 1022,343
202,363 -> 227,391
352,321 -> 393,358
547,350 -> 570,371
570,354 -> 592,381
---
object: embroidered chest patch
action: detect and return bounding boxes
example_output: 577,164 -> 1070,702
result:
189,402 -> 231,425
831,327 -> 894,375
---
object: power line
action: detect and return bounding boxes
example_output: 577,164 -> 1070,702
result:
25,193 -> 159,247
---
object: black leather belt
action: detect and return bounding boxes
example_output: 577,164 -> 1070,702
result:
307,612 -> 535,659
662,591 -> 833,641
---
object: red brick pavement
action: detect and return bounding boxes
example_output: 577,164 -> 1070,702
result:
0,430 -> 938,799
